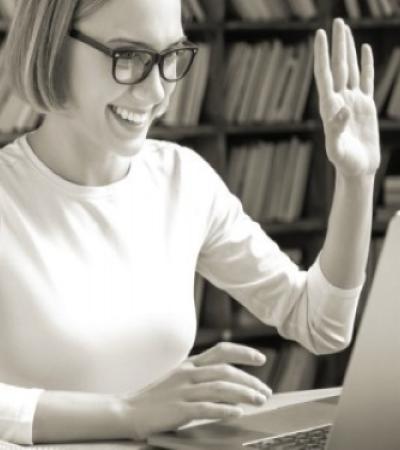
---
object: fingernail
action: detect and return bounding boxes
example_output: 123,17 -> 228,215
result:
229,408 -> 243,417
255,353 -> 266,363
254,394 -> 267,405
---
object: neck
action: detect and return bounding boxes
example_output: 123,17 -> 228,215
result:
27,116 -> 131,187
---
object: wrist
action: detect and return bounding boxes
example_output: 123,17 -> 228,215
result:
115,394 -> 146,442
335,170 -> 375,198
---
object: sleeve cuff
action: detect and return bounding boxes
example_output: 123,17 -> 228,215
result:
0,385 -> 44,445
309,253 -> 365,299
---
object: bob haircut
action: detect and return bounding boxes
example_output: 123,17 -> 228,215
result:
2,0 -> 109,113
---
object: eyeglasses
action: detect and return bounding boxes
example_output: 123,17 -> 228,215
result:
69,29 -> 199,85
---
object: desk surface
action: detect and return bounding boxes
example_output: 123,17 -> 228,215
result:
0,387 -> 341,450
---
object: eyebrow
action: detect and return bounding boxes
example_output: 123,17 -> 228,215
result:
108,36 -> 189,51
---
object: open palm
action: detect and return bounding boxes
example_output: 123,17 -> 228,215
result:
314,18 -> 380,178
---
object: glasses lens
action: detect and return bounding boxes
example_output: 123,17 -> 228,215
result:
115,51 -> 153,83
162,48 -> 195,81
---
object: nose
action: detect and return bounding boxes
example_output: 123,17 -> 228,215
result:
130,63 -> 165,105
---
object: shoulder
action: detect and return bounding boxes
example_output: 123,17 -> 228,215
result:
0,134 -> 27,170
0,134 -> 29,191
143,138 -> 219,182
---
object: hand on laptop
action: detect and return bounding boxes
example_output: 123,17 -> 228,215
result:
118,342 -> 272,441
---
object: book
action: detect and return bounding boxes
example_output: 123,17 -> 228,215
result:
366,0 -> 383,17
240,145 -> 266,217
237,43 -> 269,124
344,0 -> 362,19
378,0 -> 395,15
386,67 -> 400,118
230,0 -> 258,20
186,43 -> 211,124
224,43 -> 253,122
293,38 -> 313,122
253,39 -> 285,123
263,46 -> 294,122
200,0 -> 224,21
262,141 -> 289,221
276,137 -> 301,220
251,142 -> 275,220
0,0 -> 15,19
266,0 -> 291,20
227,145 -> 248,198
186,0 -> 206,22
286,0 -> 317,20
375,47 -> 400,114
275,42 -> 307,121
284,141 -> 313,222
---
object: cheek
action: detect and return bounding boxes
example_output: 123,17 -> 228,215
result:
66,45 -> 118,112
154,83 -> 176,118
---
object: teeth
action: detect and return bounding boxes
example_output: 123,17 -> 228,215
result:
111,105 -> 147,124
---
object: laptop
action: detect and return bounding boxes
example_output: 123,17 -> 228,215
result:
148,211 -> 400,450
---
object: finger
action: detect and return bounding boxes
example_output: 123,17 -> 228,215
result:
184,381 -> 268,406
190,342 -> 266,367
190,364 -> 272,397
184,402 -> 243,421
331,18 -> 348,91
360,43 -> 374,97
314,29 -> 334,98
345,25 -> 359,88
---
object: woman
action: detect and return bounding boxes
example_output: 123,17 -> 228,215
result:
0,0 -> 379,445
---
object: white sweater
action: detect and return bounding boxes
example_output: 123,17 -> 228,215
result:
0,134 -> 362,444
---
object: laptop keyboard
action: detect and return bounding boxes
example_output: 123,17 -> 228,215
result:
244,423 -> 332,449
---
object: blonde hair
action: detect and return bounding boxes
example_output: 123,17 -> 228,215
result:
2,0 -> 109,113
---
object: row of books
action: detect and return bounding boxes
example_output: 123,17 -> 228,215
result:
160,43 -> 211,126
227,137 -> 312,223
224,39 -> 313,124
229,0 -> 318,21
344,0 -> 400,19
375,46 -> 400,119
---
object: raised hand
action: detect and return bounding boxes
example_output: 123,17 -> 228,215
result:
314,18 -> 380,178
119,342 -> 272,440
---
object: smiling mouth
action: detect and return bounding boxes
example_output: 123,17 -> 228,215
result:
108,104 -> 150,125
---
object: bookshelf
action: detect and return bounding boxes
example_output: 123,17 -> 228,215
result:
0,0 -> 399,391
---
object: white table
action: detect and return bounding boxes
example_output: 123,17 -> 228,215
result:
0,387 -> 341,450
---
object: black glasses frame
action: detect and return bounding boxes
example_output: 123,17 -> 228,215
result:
69,29 -> 199,85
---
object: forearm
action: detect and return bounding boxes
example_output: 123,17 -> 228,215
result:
33,389 -> 129,444
320,171 -> 375,289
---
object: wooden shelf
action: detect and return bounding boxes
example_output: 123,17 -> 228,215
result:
224,120 -> 321,136
149,124 -> 219,139
183,21 -> 221,32
347,17 -> 400,29
224,20 -> 323,33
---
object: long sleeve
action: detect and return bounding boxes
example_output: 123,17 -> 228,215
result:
0,383 -> 43,444
196,161 -> 364,355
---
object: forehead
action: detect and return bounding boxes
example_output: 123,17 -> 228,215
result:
77,0 -> 184,50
